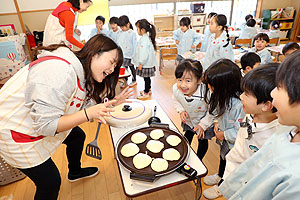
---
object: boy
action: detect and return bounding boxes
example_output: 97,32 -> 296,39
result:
108,16 -> 119,43
238,19 -> 257,40
203,63 -> 279,199
219,50 -> 300,199
89,15 -> 109,39
240,52 -> 261,76
239,14 -> 253,31
282,42 -> 300,57
249,33 -> 272,65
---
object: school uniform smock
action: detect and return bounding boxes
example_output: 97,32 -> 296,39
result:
43,2 -> 83,49
108,30 -> 119,43
216,97 -> 245,159
249,47 -> 272,65
172,83 -> 213,132
200,25 -> 212,52
238,26 -> 258,39
268,29 -> 280,39
219,126 -> 300,199
133,34 -> 157,77
0,47 -> 86,169
89,28 -> 110,40
223,115 -> 280,179
117,29 -> 137,59
173,29 -> 201,56
239,22 -> 246,31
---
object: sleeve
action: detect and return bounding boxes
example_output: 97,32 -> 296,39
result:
89,28 -> 97,40
24,61 -> 77,136
193,31 -> 201,46
59,10 -> 84,49
198,113 -> 214,130
131,32 -> 137,58
273,177 -> 300,199
137,39 -> 149,65
223,103 -> 245,144
261,50 -> 273,64
172,84 -> 185,113
173,29 -> 180,41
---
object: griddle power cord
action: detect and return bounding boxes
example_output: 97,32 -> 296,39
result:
193,176 -> 202,200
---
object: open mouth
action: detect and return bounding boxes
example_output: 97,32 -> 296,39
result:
103,71 -> 109,77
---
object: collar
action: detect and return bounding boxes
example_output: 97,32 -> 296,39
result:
183,84 -> 204,102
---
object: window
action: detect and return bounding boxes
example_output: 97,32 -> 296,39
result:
231,0 -> 257,28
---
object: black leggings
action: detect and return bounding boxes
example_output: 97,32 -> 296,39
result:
184,130 -> 208,160
144,77 -> 151,93
19,126 -> 86,200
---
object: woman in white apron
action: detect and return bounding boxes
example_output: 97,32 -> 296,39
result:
0,34 -> 131,200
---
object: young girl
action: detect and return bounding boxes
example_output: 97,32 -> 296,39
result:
0,34 -> 132,199
200,12 -> 217,52
268,20 -> 281,39
133,19 -> 157,99
173,17 -> 201,63
202,59 -> 245,199
203,14 -> 234,71
172,59 -> 214,160
117,15 -> 137,87
108,16 -> 119,43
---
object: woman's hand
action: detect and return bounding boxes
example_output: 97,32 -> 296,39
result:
138,64 -> 142,71
113,86 -> 134,106
194,125 -> 205,139
180,111 -> 189,123
175,40 -> 179,44
86,100 -> 117,124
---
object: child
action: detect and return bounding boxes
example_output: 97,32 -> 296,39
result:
200,12 -> 217,52
202,59 -> 245,198
133,19 -> 157,99
240,52 -> 261,76
173,17 -> 201,63
203,14 -> 234,71
239,14 -> 253,31
205,63 -> 280,200
268,20 -> 281,39
249,33 -> 272,65
282,42 -> 300,56
238,19 -> 257,40
108,16 -> 119,43
117,15 -> 137,87
172,59 -> 214,160
219,50 -> 300,199
89,15 -> 110,39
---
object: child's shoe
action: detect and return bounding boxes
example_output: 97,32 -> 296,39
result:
129,81 -> 137,87
203,173 -> 221,185
140,89 -> 152,95
137,91 -> 150,99
203,185 -> 222,199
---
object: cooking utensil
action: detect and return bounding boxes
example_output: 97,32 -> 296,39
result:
85,121 -> 102,160
148,106 -> 161,125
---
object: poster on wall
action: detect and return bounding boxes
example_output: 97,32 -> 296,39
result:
78,0 -> 109,25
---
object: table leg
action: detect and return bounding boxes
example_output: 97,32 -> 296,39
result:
194,178 -> 202,200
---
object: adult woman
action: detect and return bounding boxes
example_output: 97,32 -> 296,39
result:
43,0 -> 92,49
0,34 -> 131,199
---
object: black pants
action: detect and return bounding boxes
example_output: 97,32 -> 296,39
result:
19,126 -> 86,200
128,64 -> 136,82
218,155 -> 226,178
144,77 -> 151,93
184,130 -> 208,160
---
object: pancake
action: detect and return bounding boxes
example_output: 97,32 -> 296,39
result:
150,129 -> 164,140
131,132 -> 147,144
146,140 -> 164,153
166,135 -> 181,146
151,158 -> 168,172
120,143 -> 139,157
162,148 -> 181,161
132,153 -> 152,169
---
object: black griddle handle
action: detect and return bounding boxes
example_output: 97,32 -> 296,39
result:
149,122 -> 169,129
130,172 -> 157,182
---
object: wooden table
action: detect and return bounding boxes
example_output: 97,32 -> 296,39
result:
109,100 -> 207,200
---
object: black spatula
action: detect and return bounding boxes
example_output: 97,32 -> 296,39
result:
85,121 -> 102,160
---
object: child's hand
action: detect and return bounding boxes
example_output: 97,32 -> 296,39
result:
214,122 -> 219,134
194,125 -> 205,139
86,100 -> 117,124
180,111 -> 189,123
138,64 -> 142,71
192,44 -> 196,48
175,40 -> 179,44
215,130 -> 225,141
74,29 -> 81,36
113,86 -> 134,106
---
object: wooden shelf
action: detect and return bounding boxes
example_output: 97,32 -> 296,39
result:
270,18 -> 294,21
280,38 -> 289,41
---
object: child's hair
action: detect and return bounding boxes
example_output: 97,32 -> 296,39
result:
276,49 -> 300,104
204,59 -> 242,117
109,16 -> 118,24
246,19 -> 256,27
282,42 -> 300,55
253,33 -> 269,45
175,59 -> 203,80
179,17 -> 192,29
271,20 -> 280,30
241,63 -> 279,112
118,15 -> 133,29
208,12 -> 217,19
245,14 -> 253,22
95,15 -> 105,24
213,14 -> 230,47
240,52 -> 261,70
135,19 -> 157,50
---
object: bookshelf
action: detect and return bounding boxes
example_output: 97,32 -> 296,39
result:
291,8 -> 300,42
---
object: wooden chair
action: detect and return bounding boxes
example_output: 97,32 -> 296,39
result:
234,38 -> 252,49
159,47 -> 177,75
269,37 -> 280,46
196,42 -> 202,51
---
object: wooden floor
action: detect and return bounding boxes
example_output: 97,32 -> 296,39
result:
0,60 -> 225,200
